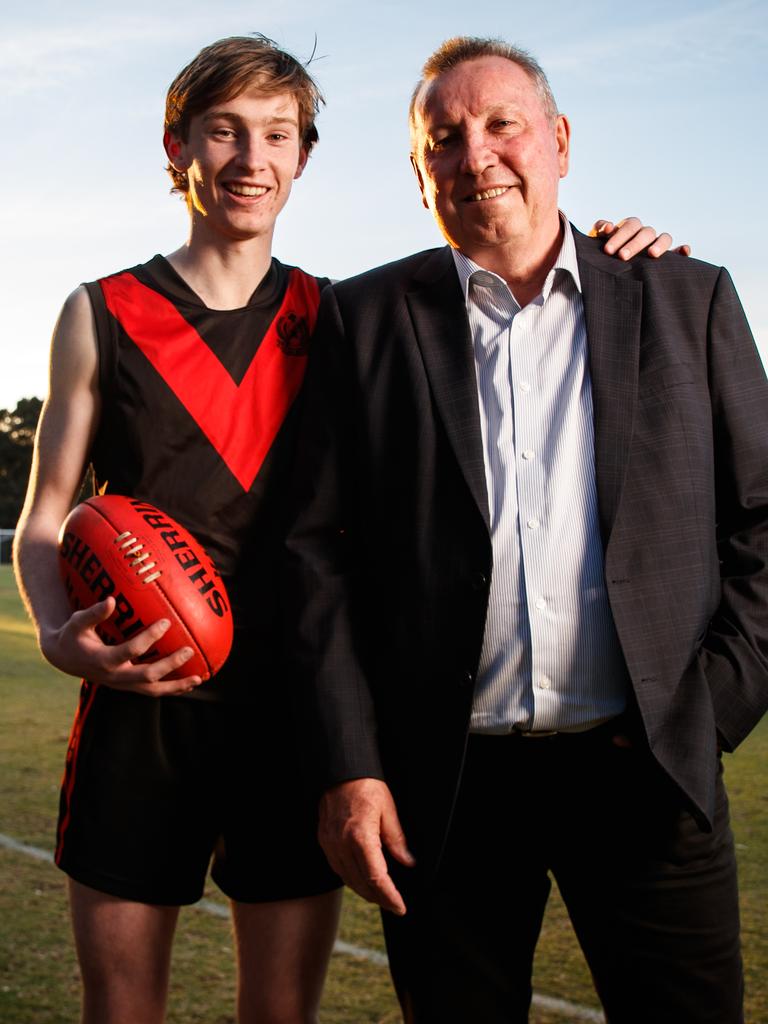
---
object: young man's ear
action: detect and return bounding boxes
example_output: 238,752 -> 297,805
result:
294,147 -> 310,181
163,130 -> 189,172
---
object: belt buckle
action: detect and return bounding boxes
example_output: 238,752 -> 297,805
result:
515,729 -> 559,738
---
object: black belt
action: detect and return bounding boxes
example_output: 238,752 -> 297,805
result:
486,716 -> 630,741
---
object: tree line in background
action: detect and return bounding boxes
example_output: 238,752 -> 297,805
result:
0,398 -> 96,562
1,396 -> 95,522
1,397 -> 42,529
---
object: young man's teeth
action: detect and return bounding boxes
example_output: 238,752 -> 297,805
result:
227,184 -> 268,197
470,186 -> 509,202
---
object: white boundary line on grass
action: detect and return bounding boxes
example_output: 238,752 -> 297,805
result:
0,832 -> 54,863
0,831 -> 605,1022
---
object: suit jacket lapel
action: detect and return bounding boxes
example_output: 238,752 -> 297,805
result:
573,230 -> 643,547
405,247 -> 490,531
402,235 -> 643,543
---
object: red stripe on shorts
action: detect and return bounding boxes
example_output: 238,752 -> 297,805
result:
55,681 -> 99,864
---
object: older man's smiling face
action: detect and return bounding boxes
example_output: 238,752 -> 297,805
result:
411,56 -> 570,264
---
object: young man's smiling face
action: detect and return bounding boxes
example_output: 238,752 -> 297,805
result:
411,55 -> 569,264
165,86 -> 308,244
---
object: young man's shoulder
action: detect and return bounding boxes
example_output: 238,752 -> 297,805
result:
277,260 -> 331,293
84,255 -> 163,288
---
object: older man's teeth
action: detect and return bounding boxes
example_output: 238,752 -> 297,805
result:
469,186 -> 510,202
226,184 -> 268,197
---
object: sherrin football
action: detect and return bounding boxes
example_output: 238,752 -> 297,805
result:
58,495 -> 233,681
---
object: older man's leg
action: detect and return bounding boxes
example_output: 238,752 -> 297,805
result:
381,735 -> 552,1023
556,747 -> 743,1024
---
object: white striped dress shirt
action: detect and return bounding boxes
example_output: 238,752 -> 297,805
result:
452,218 -> 629,733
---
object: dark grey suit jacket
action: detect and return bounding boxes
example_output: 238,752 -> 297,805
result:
286,229 -> 768,869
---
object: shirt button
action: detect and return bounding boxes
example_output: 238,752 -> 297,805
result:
527,518 -> 540,530
520,381 -> 531,393
539,675 -> 552,689
522,449 -> 535,461
535,597 -> 547,610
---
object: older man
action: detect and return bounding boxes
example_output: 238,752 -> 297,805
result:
286,36 -> 768,1024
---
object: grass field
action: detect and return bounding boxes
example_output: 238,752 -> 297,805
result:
0,563 -> 765,1023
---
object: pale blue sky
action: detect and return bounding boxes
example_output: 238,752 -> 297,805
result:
1,0 -> 766,408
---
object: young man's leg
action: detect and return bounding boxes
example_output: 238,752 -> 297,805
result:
213,681 -> 343,1024
69,879 -> 180,1024
58,691 -> 224,1021
232,890 -> 342,1024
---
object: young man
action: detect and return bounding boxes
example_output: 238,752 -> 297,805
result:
15,36 -> 340,1024
15,33 -> 678,1024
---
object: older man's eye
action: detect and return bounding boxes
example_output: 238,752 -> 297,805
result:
493,118 -> 522,133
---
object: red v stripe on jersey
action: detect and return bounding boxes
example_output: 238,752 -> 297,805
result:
100,269 -> 321,490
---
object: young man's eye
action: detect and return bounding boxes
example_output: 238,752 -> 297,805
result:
212,128 -> 236,139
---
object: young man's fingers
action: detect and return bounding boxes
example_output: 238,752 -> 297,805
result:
68,597 -> 116,631
105,648 -> 201,693
617,225 -> 658,260
68,605 -> 173,665
128,672 -> 203,697
136,645 -> 195,680
588,219 -> 615,237
105,617 -> 173,663
108,642 -> 196,682
92,622 -> 202,692
600,216 -> 644,254
647,231 -> 674,258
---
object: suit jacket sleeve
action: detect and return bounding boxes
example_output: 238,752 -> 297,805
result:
283,284 -> 385,786
700,266 -> 768,750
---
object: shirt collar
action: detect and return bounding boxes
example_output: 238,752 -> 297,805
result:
451,213 -> 582,304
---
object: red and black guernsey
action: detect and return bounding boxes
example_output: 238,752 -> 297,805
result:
84,256 -> 327,701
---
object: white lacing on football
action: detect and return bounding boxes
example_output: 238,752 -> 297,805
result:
114,531 -> 162,584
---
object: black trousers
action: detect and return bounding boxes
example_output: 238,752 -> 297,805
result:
382,728 -> 743,1024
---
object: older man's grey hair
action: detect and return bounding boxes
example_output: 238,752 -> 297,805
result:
409,37 -> 559,151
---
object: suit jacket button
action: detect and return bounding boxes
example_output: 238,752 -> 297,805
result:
471,571 -> 488,591
460,670 -> 475,689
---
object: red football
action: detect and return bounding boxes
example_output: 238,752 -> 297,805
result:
58,495 -> 233,681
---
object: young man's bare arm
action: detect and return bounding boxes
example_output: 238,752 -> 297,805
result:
14,286 -> 201,695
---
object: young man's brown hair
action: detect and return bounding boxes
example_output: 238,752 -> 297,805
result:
165,34 -> 324,194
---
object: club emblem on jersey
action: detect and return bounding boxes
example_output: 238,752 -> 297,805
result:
276,312 -> 310,356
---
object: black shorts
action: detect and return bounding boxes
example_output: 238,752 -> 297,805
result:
55,678 -> 340,906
